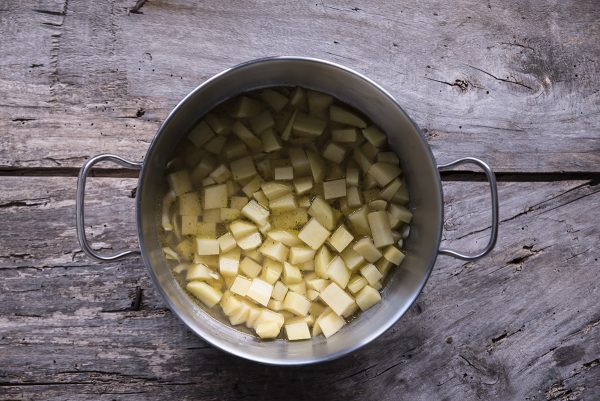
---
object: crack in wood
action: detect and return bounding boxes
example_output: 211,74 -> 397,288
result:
466,64 -> 534,90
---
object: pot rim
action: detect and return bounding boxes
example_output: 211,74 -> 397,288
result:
136,56 -> 443,365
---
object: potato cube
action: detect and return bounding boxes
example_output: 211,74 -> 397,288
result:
285,321 -> 311,340
293,176 -> 313,195
255,321 -> 280,339
327,256 -> 351,288
261,129 -> 282,153
230,275 -> 252,296
231,96 -> 262,118
267,230 -> 302,247
202,208 -> 221,223
242,248 -> 264,263
283,262 -> 303,285
340,246 -> 365,271
389,204 -> 413,224
346,186 -> 362,208
307,90 -> 333,113
186,263 -> 218,281
360,263 -> 383,286
298,218 -> 331,250
289,246 -> 316,265
361,141 -> 378,161
307,196 -> 337,230
188,120 -> 215,148
246,278 -> 273,306
217,233 -> 237,253
282,291 -> 311,316
219,208 -> 240,222
168,170 -> 193,196
355,285 -> 381,311
268,299 -> 283,311
332,128 -> 358,143
330,105 -> 367,128
229,196 -> 249,210
232,121 -> 262,151
178,192 -> 202,216
347,275 -> 368,294
175,239 -> 195,261
241,199 -> 270,226
261,181 -> 292,200
209,164 -> 232,184
241,175 -> 263,198
288,281 -> 307,296
239,256 -> 263,278
237,232 -> 263,250
219,248 -> 241,276
230,156 -> 257,181
392,183 -> 410,205
361,125 -> 387,147
187,281 -> 222,307
328,224 -> 354,252
288,147 -> 310,175
323,178 -> 346,200
306,149 -> 325,183
272,281 -> 289,301
260,89 -> 288,112
323,142 -> 347,164
280,109 -> 297,141
368,211 -> 394,248
181,215 -> 198,236
352,237 -> 382,263
203,184 -> 228,210
320,283 -> 356,316
274,166 -> 294,181
380,178 -> 402,201
352,148 -> 372,173
255,308 -> 285,328
315,245 -> 332,279
261,259 -> 283,284
250,110 -> 275,134
229,301 -> 251,325
269,192 -> 297,211
307,289 -> 320,301
307,278 -> 329,292
229,220 -> 257,240
318,310 -> 346,338
196,238 -> 220,255
194,254 -> 218,269
253,190 -> 269,208
271,209 -> 309,230
258,239 -> 289,263
293,112 -> 327,136
368,162 -> 402,187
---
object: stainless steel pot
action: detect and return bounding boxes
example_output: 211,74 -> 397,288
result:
76,57 -> 499,365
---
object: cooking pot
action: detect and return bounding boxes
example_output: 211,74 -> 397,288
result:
76,57 -> 499,365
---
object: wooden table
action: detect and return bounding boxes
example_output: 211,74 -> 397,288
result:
1,1 -> 599,399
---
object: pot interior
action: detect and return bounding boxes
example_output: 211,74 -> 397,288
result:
137,57 -> 443,364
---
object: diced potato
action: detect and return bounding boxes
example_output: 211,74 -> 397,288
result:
283,262 -> 303,285
229,301 -> 251,325
274,166 -> 294,181
194,254 -> 218,269
173,263 -> 187,274
232,121 -> 262,150
219,248 -> 241,276
293,112 -> 327,136
352,148 -> 372,173
202,177 -> 216,187
178,192 -> 201,216
260,89 -> 288,112
392,183 -> 410,205
332,128 -> 358,143
229,220 -> 257,240
298,196 -> 311,208
204,135 -> 227,154
307,277 -> 329,292
246,278 -> 273,306
237,232 -> 263,250
369,199 -> 388,211
323,142 -> 347,164
267,230 -> 302,247
288,147 -> 311,176
268,299 -> 283,311
306,149 -> 325,183
319,310 -> 346,338
224,139 -> 248,160
383,245 -> 405,265
272,281 -> 289,301
252,190 -> 269,208
368,162 -> 402,187
328,224 -> 354,252
161,191 -> 176,231
288,281 -> 307,296
168,170 -> 193,196
346,186 -> 362,208
307,289 -> 320,301
352,237 -> 383,263
340,246 -> 365,271
230,96 -> 262,118
186,263 -> 218,281
261,182 -> 292,200
229,156 -> 257,181
360,263 -> 383,286
187,281 -> 222,307
188,120 -> 216,148
220,207 -> 240,222
326,256 -> 351,288
314,245 -> 331,279
261,129 -> 282,153
217,233 -> 237,253
377,151 -> 399,164
291,176 -> 312,196
175,239 -> 195,261
355,285 -> 381,311
209,164 -> 232,184
250,110 -> 275,134
282,291 -> 311,316
361,141 -> 378,162
289,246 -> 316,265
271,209 -> 309,230
330,105 -> 367,128
307,91 -> 333,114
307,196 -> 337,230
362,126 -> 387,147
347,275 -> 368,294
202,208 -> 221,223
196,238 -> 220,255
203,184 -> 228,209
320,282 -> 355,316
389,203 -> 413,225
259,239 -> 289,262
289,87 -> 306,107
368,211 -> 395,248
298,218 -> 331,250
205,113 -> 230,135
255,321 -> 280,339
230,275 -> 252,296
180,215 -> 198,236
255,308 -> 285,329
280,109 -> 297,141
241,175 -> 263,198
239,256 -> 263,278
380,178 -> 402,201
260,259 -> 283,284
285,321 -> 311,340
323,178 -> 347,200
269,193 -> 297,211
241,199 -> 270,226
229,196 -> 249,210
301,259 -> 315,271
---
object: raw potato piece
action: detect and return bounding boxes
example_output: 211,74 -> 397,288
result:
355,285 -> 381,311
230,275 -> 252,296
240,256 -> 262,278
362,126 -> 387,147
246,278 -> 274,306
187,281 -> 222,308
320,282 -> 356,316
282,291 -> 311,316
230,156 -> 257,181
360,263 -> 383,286
327,256 -> 351,288
298,218 -> 331,250
196,239 -> 220,255
383,245 -> 405,265
368,162 -> 402,187
308,196 -> 337,231
328,225 -> 354,252
323,179 -> 346,200
330,105 -> 367,128
241,200 -> 270,226
352,237 -> 382,263
204,184 -> 228,209
285,321 -> 311,340
368,211 -> 394,248
274,166 -> 294,180
318,310 -> 346,338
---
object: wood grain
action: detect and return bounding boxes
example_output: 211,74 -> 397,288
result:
1,177 -> 598,400
1,0 -> 599,172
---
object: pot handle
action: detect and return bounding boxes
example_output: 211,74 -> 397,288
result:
437,157 -> 499,261
76,154 -> 143,262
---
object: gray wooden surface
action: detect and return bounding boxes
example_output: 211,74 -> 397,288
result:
1,0 -> 599,400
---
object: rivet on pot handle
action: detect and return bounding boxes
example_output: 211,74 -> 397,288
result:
437,157 -> 499,261
76,154 -> 142,262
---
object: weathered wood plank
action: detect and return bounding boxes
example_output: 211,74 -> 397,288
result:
1,177 -> 598,400
1,0 -> 599,172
